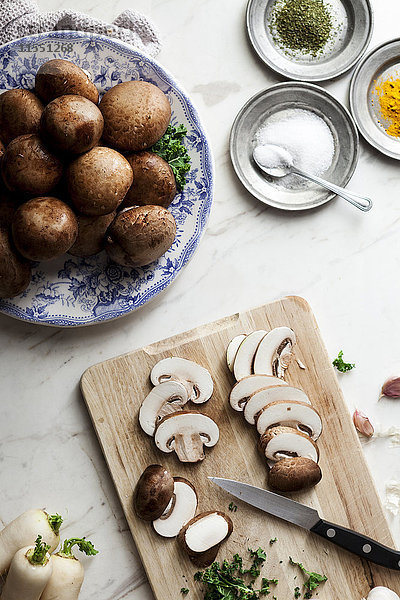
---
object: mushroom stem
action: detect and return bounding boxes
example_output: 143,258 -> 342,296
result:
174,433 -> 205,463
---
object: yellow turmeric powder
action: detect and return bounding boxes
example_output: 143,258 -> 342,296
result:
374,77 -> 400,138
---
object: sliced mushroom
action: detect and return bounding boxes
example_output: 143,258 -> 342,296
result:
178,511 -> 233,567
229,374 -> 288,412
152,477 -> 197,538
256,400 -> 322,440
154,411 -> 219,463
233,330 -> 267,380
268,457 -> 322,492
226,334 -> 246,372
244,385 -> 310,425
134,464 -> 174,521
258,426 -> 319,463
253,327 -> 296,378
139,380 -> 189,436
150,357 -> 213,404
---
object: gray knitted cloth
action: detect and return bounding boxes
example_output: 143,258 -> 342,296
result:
0,0 -> 161,56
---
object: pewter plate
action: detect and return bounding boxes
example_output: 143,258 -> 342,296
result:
230,82 -> 359,211
350,38 -> 400,159
247,0 -> 373,82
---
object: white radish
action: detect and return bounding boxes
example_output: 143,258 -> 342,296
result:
0,510 -> 62,575
40,538 -> 98,600
1,536 -> 53,600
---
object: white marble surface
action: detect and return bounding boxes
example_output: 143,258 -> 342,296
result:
1,0 -> 400,597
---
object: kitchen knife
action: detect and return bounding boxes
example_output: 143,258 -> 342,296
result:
209,477 -> 400,571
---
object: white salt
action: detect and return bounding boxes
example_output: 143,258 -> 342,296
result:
255,108 -> 335,190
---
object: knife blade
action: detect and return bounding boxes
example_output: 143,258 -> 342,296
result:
209,477 -> 400,571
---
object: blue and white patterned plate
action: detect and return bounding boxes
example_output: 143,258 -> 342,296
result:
0,31 -> 214,326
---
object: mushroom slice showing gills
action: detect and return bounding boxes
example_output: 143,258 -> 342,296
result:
151,357 -> 213,404
226,334 -> 246,372
256,400 -> 322,440
244,385 -> 310,425
178,511 -> 233,567
253,327 -> 296,378
139,380 -> 188,436
153,477 -> 197,538
258,426 -> 319,463
154,411 -> 219,463
233,330 -> 267,381
229,374 -> 288,412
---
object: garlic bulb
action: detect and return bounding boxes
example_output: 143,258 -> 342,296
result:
363,586 -> 400,600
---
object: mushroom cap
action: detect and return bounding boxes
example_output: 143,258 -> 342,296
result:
233,330 -> 267,381
154,411 -> 219,453
67,146 -> 133,216
68,212 -> 116,258
256,400 -> 322,440
151,357 -> 213,404
244,385 -> 311,425
152,477 -> 197,538
229,374 -> 288,412
139,380 -> 189,437
134,464 -> 174,521
12,196 -> 78,261
226,334 -> 247,373
2,134 -> 63,195
268,457 -> 322,492
0,228 -> 31,298
0,89 -> 43,145
253,326 -> 296,377
178,511 -> 233,567
258,426 -> 319,463
122,151 -> 177,209
40,94 -> 104,154
105,205 -> 176,267
99,81 -> 171,151
35,59 -> 99,104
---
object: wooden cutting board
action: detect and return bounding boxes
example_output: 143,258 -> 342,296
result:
81,296 -> 399,599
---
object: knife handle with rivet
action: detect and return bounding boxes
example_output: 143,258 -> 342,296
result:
311,519 -> 400,570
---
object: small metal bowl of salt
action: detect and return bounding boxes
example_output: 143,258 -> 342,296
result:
230,81 -> 368,211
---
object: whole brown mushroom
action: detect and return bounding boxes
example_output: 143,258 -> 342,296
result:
268,457 -> 322,492
99,81 -> 171,151
67,146 -> 133,216
40,95 -> 104,154
134,464 -> 174,521
105,205 -> 176,267
35,59 -> 99,104
0,228 -> 31,298
0,89 -> 43,145
2,134 -> 63,195
12,197 -> 78,261
123,151 -> 176,209
69,212 -> 116,257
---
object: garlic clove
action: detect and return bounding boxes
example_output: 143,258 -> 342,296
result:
353,409 -> 374,438
381,376 -> 400,399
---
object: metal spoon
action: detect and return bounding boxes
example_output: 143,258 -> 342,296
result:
253,144 -> 372,212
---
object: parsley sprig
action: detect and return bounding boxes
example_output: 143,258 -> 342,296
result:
289,557 -> 327,599
194,547 -> 278,600
332,350 -> 355,373
151,124 -> 191,190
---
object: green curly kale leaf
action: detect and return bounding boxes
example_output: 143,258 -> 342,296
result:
151,124 -> 191,191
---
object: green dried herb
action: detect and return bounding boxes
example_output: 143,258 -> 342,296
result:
289,558 -> 327,598
229,502 -> 238,512
269,0 -> 337,57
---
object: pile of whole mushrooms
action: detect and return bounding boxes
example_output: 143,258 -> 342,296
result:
138,357 -> 219,463
135,464 -> 232,567
0,58 -> 180,299
227,327 -> 323,492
